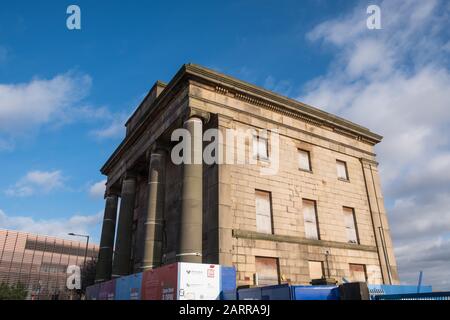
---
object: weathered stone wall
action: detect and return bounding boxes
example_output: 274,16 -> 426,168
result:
188,81 -> 399,286
110,73 -> 398,285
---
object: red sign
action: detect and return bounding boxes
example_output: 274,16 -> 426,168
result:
141,263 -> 178,300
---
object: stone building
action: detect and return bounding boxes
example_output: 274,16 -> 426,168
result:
95,63 -> 399,286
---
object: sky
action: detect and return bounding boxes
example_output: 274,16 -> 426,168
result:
0,0 -> 449,290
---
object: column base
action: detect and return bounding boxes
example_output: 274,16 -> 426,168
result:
176,252 -> 202,263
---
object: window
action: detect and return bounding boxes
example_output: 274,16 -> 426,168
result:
253,135 -> 268,160
40,263 -> 67,273
336,160 -> 349,180
255,190 -> 273,234
349,264 -> 367,282
298,149 -> 312,171
302,199 -> 319,240
308,261 -> 324,280
255,257 -> 280,286
343,207 -> 359,244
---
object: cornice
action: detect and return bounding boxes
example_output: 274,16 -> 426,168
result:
125,80 -> 167,126
101,63 -> 383,176
183,63 -> 382,145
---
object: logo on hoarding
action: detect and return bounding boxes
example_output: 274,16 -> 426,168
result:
186,270 -> 202,275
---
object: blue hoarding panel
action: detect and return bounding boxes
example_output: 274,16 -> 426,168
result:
291,285 -> 340,300
238,284 -> 291,300
220,266 -> 237,300
368,284 -> 433,299
221,266 -> 236,291
86,283 -> 100,300
261,284 -> 291,300
238,287 -> 262,300
221,291 -> 237,300
98,279 -> 116,300
115,273 -> 143,300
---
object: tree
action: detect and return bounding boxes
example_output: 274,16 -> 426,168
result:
0,282 -> 28,300
80,258 -> 97,294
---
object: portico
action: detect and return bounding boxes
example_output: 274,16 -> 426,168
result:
95,76 -> 212,280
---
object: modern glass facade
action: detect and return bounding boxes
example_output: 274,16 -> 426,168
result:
0,229 -> 99,300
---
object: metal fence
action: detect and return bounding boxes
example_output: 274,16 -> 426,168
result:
375,292 -> 450,300
0,229 -> 98,300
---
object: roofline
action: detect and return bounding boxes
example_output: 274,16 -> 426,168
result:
184,63 -> 382,142
101,68 -> 187,174
124,80 -> 167,126
101,63 -> 382,175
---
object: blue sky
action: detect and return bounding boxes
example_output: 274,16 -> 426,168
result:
1,1 -> 450,289
0,0 -> 354,234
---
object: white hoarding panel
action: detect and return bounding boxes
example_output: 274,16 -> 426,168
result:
178,263 -> 221,300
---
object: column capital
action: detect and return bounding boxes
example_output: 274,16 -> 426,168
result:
146,142 -> 170,160
183,107 -> 210,124
123,170 -> 138,181
105,186 -> 121,198
360,157 -> 379,167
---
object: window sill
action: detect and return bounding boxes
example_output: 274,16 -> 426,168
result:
256,156 -> 270,163
338,178 -> 350,183
299,168 -> 313,174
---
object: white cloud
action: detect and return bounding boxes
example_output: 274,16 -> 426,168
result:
0,70 -> 127,149
391,193 -> 450,240
90,115 -> 126,140
395,236 -> 450,291
0,72 -> 92,135
302,0 -> 450,288
89,179 -> 106,199
0,208 -> 102,242
5,170 -> 65,197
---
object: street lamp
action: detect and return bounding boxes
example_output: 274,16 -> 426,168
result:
68,233 -> 90,269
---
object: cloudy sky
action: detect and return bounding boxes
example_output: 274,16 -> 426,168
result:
0,1 -> 449,290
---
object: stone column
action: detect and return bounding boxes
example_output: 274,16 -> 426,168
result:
360,158 -> 399,284
95,190 -> 118,282
178,116 -> 203,263
205,117 -> 233,266
112,174 -> 137,277
141,147 -> 166,270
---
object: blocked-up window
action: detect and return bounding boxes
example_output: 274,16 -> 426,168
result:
253,135 -> 268,160
336,160 -> 349,180
303,199 -> 319,240
255,257 -> 280,286
308,261 -> 324,280
349,263 -> 367,282
343,207 -> 359,244
255,190 -> 273,234
298,149 -> 312,171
